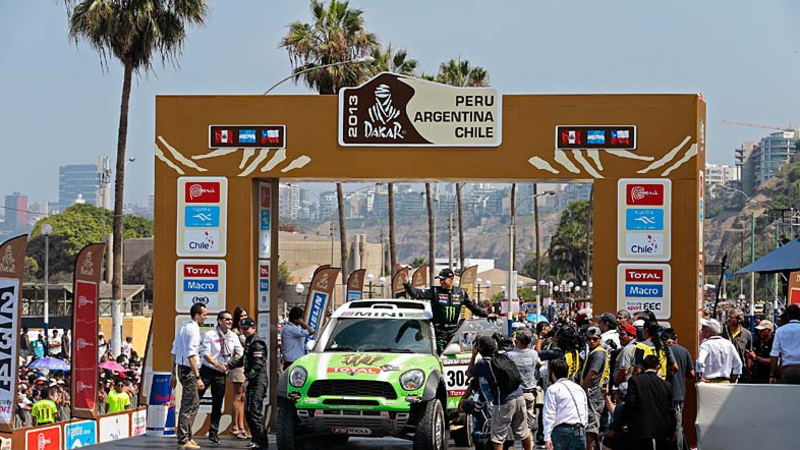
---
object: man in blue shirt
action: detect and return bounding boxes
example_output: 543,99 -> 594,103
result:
280,307 -> 315,370
468,335 -> 533,450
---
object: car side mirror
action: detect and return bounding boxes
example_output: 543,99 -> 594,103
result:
443,343 -> 461,356
306,340 -> 316,352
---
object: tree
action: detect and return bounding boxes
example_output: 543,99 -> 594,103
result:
410,257 -> 428,269
548,200 -> 592,282
68,0 -> 207,353
281,0 -> 379,292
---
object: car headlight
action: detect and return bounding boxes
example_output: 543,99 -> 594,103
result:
289,366 -> 308,388
400,369 -> 425,391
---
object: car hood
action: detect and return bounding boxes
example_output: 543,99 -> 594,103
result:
297,352 -> 440,381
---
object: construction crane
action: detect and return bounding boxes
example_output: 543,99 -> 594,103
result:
722,119 -> 794,131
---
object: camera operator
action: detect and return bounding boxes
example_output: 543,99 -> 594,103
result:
539,325 -> 587,386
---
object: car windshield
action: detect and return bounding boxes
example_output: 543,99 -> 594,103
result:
324,318 -> 434,354
447,318 -> 509,353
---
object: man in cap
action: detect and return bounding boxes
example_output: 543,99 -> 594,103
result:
614,323 -> 638,385
227,317 -> 269,449
403,268 -> 497,353
748,320 -> 774,383
696,318 -> 742,383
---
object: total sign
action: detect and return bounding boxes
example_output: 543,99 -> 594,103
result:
177,177 -> 228,257
617,264 -> 672,320
617,179 -> 671,262
176,260 -> 227,313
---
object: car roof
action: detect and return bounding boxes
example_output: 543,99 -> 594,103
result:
331,299 -> 433,320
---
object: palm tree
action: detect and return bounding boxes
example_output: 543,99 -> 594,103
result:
281,0 -> 379,291
68,0 -> 207,354
432,58 -> 490,275
368,44 -> 417,278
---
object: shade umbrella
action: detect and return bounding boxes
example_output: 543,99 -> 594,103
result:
99,361 -> 126,372
526,313 -> 548,324
28,357 -> 70,371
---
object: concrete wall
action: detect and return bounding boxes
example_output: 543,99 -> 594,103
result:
98,316 -> 150,357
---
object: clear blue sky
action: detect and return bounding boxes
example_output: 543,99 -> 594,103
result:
2,0 -> 799,206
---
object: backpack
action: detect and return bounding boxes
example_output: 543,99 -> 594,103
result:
489,353 -> 522,397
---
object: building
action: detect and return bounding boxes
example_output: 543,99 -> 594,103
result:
58,157 -> 110,211
318,190 -> 337,222
740,130 -> 799,195
735,142 -> 757,194
705,164 -> 738,187
3,192 -> 28,232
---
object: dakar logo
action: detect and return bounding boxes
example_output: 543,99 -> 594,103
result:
77,381 -> 94,392
341,354 -> 384,366
0,246 -> 15,273
316,272 -> 333,290
80,251 -> 95,276
37,433 -> 52,450
77,338 -> 94,350
78,295 -> 93,307
364,84 -> 404,140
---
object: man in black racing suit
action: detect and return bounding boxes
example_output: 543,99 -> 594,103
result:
403,268 -> 497,353
227,317 -> 269,449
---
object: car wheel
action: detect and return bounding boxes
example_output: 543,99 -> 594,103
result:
414,400 -> 448,450
450,413 -> 473,447
277,403 -> 306,450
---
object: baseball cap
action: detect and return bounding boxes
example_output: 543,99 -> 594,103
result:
435,268 -> 455,280
586,326 -> 602,337
700,318 -> 722,334
632,319 -> 645,327
596,312 -> 617,326
619,324 -> 637,336
755,320 -> 774,331
475,335 -> 497,352
57,380 -> 65,385
240,317 -> 256,328
617,382 -> 629,396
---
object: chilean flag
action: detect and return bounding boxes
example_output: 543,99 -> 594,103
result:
611,130 -> 630,145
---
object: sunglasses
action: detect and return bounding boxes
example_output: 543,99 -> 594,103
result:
587,337 -> 601,342
222,318 -> 233,322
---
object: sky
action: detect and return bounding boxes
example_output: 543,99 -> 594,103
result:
2,0 -> 800,208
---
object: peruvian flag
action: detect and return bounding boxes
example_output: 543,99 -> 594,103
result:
561,130 -> 580,145
214,129 -> 234,145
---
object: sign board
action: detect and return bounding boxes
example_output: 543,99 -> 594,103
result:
26,425 -> 61,450
0,235 -> 26,431
99,413 -> 130,442
617,264 -> 672,319
177,177 -> 228,257
258,182 -> 272,259
209,125 -> 286,149
174,316 -> 215,344
66,420 -> 98,448
258,261 -> 270,312
555,125 -> 637,150
131,409 -> 147,436
617,178 -> 672,262
175,259 -> 227,313
789,271 -> 800,306
339,72 -> 501,147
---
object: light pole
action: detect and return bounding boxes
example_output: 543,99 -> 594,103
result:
294,283 -> 305,317
41,223 -> 53,336
509,190 -> 555,314
263,56 -> 376,95
379,276 -> 387,298
476,277 -> 484,304
366,273 -> 375,299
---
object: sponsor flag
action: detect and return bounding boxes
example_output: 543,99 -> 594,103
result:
392,267 -> 410,298
346,269 -> 366,302
0,235 -> 27,432
72,243 -> 105,419
459,265 -> 479,319
587,130 -> 605,145
303,265 -> 341,337
611,129 -> 630,145
411,267 -> 427,289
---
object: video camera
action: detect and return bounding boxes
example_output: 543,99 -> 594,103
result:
491,332 -> 515,352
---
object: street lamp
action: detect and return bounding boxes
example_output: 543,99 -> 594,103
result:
294,283 -> 305,317
476,278 -> 484,304
263,56 -> 376,95
41,223 -> 53,336
509,189 -> 555,315
366,273 -> 375,299
379,276 -> 387,298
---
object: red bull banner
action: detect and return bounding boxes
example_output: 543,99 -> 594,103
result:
346,269 -> 366,302
71,243 -> 105,419
411,267 -> 427,289
303,265 -> 341,336
0,235 -> 26,432
392,267 -> 410,298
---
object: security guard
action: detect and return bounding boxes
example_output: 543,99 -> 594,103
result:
228,317 -> 269,449
403,268 -> 496,353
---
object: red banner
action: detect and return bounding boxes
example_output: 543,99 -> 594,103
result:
71,243 -> 105,419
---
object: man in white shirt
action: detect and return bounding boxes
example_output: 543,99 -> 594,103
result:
199,310 -> 243,444
280,307 -> 315,370
171,303 -> 208,450
48,329 -> 62,357
543,358 -> 588,450
597,312 -> 620,350
696,318 -> 742,383
770,304 -> 800,384
121,335 -> 134,358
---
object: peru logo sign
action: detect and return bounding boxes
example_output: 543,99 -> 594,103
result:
626,184 -> 664,206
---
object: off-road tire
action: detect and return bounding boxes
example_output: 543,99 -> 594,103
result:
277,403 -> 306,450
414,400 -> 448,450
450,413 -> 472,447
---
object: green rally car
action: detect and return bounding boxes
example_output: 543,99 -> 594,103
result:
277,299 -> 506,450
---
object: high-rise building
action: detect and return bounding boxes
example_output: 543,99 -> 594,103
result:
735,142 -> 756,194
58,157 -> 110,211
705,164 -> 739,187
318,190 -> 337,222
3,192 -> 28,232
739,131 -> 799,196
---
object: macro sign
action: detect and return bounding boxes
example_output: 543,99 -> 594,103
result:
175,259 -> 227,313
617,264 -> 672,319
339,72 -> 501,147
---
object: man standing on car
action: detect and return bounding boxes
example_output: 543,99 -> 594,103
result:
468,336 -> 533,450
227,317 -> 269,450
403,268 -> 497,353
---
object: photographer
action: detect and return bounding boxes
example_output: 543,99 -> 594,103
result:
507,328 -> 540,435
539,325 -> 587,385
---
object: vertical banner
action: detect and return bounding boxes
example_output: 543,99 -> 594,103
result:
303,265 -> 341,337
258,182 -> 272,259
0,234 -> 26,432
176,177 -> 228,258
392,267 -> 410,298
346,269 -> 366,302
258,261 -> 271,311
459,265 -> 479,319
411,267 -> 428,288
789,271 -> 800,306
72,243 -> 105,419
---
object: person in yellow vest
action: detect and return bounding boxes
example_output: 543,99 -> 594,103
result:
31,389 -> 59,426
106,379 -> 131,413
632,320 -> 678,380
582,327 -> 610,450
